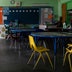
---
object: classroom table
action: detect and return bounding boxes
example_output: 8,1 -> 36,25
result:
46,28 -> 72,32
10,28 -> 44,33
30,32 -> 72,70
9,28 -> 44,50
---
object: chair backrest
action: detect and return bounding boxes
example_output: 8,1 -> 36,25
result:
28,35 -> 37,51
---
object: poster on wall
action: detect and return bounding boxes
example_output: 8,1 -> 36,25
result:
3,7 -> 9,15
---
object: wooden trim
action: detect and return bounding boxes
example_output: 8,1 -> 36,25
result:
0,7 -> 3,24
62,3 -> 66,23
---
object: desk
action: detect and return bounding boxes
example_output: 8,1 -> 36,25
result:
10,28 -> 44,33
46,28 -> 72,32
31,32 -> 72,69
9,28 -> 44,50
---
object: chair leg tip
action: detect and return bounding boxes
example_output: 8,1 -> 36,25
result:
27,62 -> 29,64
33,68 -> 35,70
62,63 -> 64,66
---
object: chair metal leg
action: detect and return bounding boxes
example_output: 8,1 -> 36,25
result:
19,42 -> 20,50
18,42 -> 21,56
10,39 -> 13,48
6,35 -> 10,40
45,52 -> 53,69
27,51 -> 35,64
15,40 -> 17,49
68,53 -> 72,72
63,51 -> 69,66
54,55 -> 56,70
41,53 -> 45,64
43,40 -> 46,48
33,53 -> 41,70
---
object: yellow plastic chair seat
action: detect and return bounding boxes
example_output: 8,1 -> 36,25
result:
68,44 -> 72,47
36,46 -> 49,52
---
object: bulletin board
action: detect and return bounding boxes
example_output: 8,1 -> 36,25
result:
3,6 -> 53,26
3,7 -> 40,25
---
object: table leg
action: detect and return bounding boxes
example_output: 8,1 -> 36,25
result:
54,55 -> 56,70
54,38 -> 56,70
62,39 -> 65,57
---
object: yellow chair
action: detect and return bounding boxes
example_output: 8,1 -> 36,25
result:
27,35 -> 53,69
63,44 -> 72,72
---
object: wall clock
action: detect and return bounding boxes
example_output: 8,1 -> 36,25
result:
10,0 -> 15,4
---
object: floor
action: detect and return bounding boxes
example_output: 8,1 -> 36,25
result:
0,38 -> 71,72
